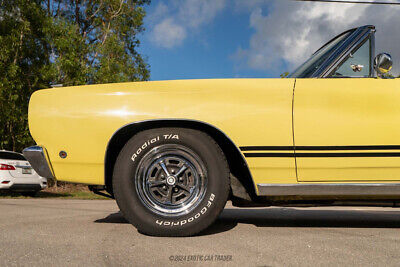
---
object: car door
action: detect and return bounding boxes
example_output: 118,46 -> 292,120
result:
294,78 -> 400,182
294,36 -> 400,182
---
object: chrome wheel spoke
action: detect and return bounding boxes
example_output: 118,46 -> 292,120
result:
148,180 -> 165,188
176,183 -> 191,193
159,161 -> 170,176
175,165 -> 187,177
163,186 -> 173,204
136,144 -> 207,216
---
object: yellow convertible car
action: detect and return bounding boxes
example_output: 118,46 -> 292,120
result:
23,25 -> 398,236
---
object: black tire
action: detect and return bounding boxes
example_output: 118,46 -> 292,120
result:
112,128 -> 230,237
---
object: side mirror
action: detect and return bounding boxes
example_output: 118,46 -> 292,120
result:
374,53 -> 393,77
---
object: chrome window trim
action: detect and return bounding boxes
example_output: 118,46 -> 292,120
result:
312,26 -> 375,78
370,30 -> 376,77
311,27 -> 367,77
322,29 -> 375,78
292,25 -> 376,78
258,183 -> 400,196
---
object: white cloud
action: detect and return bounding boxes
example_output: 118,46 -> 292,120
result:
177,0 -> 226,28
233,0 -> 400,75
233,0 -> 269,12
148,0 -> 226,48
152,18 -> 186,48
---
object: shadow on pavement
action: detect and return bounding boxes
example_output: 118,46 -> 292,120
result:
215,208 -> 400,229
0,191 -> 72,198
95,212 -> 128,224
94,211 -> 237,236
95,207 -> 400,236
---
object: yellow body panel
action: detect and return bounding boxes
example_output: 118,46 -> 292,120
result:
29,77 -> 400,192
28,79 -> 296,186
294,78 -> 400,182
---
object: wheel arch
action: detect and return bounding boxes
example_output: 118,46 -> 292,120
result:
104,119 -> 256,200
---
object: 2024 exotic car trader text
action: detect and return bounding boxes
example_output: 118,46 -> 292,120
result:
23,25 -> 399,236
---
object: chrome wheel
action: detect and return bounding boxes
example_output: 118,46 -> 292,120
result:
135,144 -> 207,216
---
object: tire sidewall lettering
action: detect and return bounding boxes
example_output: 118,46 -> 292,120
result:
131,134 -> 180,162
130,132 -> 215,228
155,193 -> 216,227
113,127 -> 230,236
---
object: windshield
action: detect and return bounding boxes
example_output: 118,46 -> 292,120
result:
289,30 -> 353,78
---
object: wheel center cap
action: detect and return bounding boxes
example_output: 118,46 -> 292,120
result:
166,176 -> 176,186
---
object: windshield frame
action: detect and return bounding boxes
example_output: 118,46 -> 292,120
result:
289,25 -> 376,78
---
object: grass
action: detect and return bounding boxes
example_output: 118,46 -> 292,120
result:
0,188 -> 110,200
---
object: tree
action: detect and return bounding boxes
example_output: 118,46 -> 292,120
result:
0,0 -> 150,152
0,0 -> 51,151
44,0 -> 150,85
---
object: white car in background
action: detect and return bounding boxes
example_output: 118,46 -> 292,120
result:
0,150 -> 47,196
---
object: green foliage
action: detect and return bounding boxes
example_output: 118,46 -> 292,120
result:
45,0 -> 150,85
0,0 -> 51,151
0,0 -> 150,152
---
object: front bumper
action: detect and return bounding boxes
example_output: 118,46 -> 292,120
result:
22,146 -> 55,179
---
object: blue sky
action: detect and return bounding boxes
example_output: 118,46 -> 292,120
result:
138,0 -> 400,81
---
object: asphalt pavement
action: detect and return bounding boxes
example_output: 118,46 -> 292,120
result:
0,199 -> 400,266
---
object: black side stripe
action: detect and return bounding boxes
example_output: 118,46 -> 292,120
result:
240,145 -> 400,151
241,146 -> 294,151
244,152 -> 400,158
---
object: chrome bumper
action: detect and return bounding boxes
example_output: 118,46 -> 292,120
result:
22,146 -> 55,179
